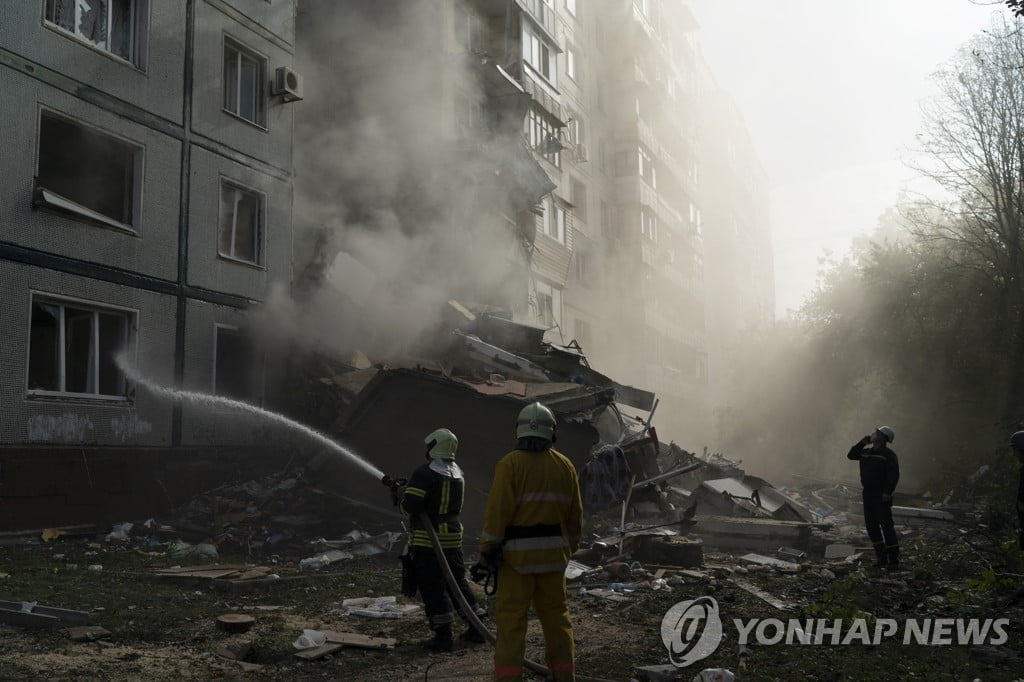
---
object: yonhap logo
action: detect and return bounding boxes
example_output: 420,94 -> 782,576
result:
661,596 -> 723,667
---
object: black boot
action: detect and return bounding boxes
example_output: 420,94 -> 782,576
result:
873,548 -> 889,568
421,625 -> 453,652
885,548 -> 901,571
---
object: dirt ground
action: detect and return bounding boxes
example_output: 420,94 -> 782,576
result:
1,526 -> 1023,681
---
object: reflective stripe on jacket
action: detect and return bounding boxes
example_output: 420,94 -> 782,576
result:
480,447 -> 583,574
400,460 -> 465,549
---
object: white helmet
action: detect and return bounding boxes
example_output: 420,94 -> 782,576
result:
875,426 -> 895,443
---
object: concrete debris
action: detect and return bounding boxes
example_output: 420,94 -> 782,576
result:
731,578 -> 796,611
68,626 -> 111,642
824,543 -> 857,559
739,553 -> 801,573
340,596 -> 420,619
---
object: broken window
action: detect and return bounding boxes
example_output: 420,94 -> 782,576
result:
27,296 -> 133,398
219,180 -> 264,265
215,326 -> 261,402
534,281 -> 562,328
224,38 -> 267,126
528,105 -> 561,167
35,111 -> 141,232
44,0 -> 148,67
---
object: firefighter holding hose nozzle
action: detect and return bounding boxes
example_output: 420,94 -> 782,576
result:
395,428 -> 486,652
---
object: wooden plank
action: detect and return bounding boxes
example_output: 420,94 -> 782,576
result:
157,569 -> 242,580
322,630 -> 397,649
0,601 -> 89,625
294,643 -> 343,660
154,564 -> 248,574
0,608 -> 61,629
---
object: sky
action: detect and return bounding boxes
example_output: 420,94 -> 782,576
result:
686,0 -> 1006,316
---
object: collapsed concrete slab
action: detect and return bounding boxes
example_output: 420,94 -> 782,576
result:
313,368 -> 605,530
690,515 -> 821,552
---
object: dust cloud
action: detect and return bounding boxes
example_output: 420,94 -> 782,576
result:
258,0 -> 531,364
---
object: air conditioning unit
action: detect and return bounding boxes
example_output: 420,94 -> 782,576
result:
575,142 -> 589,162
272,66 -> 304,102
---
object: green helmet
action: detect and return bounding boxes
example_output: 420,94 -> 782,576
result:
516,402 -> 556,440
424,428 -> 458,460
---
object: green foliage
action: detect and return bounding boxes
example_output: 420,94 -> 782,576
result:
802,572 -> 873,623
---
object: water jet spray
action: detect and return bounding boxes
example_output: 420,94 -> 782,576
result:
115,355 -> 384,481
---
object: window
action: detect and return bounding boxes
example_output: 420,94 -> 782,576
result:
570,178 -> 587,221
219,180 -> 265,266
527,105 -> 561,167
522,22 -> 556,86
224,38 -> 267,127
454,3 -> 484,53
638,146 -> 656,188
574,250 -> 591,287
214,326 -> 261,402
545,198 -> 566,243
566,45 -> 577,81
35,111 -> 142,232
566,0 -> 577,16
641,207 -> 657,242
27,296 -> 134,399
535,281 -> 562,328
574,319 -> 591,349
44,0 -> 148,67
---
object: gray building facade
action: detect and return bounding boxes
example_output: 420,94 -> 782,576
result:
0,0 -> 298,529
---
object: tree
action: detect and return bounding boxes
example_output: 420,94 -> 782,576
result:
912,15 -> 1024,423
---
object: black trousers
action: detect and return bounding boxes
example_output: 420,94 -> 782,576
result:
411,547 -> 478,630
863,491 -> 899,560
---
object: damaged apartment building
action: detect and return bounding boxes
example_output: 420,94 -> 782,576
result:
0,0 -> 301,530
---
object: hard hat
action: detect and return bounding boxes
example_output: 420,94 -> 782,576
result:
424,428 -> 458,460
1010,431 -> 1024,450
875,426 -> 895,443
516,402 -> 556,441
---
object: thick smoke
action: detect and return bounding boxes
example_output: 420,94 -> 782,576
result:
260,0 -> 530,364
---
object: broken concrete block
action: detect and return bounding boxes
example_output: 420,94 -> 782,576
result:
776,547 -> 806,561
635,537 -> 703,568
740,553 -> 800,572
69,626 -> 111,642
824,543 -> 856,559
634,663 -> 680,681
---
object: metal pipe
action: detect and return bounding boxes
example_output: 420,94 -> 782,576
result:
631,461 -> 704,491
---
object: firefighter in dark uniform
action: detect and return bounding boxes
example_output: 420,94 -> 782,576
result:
847,425 -> 900,569
1010,431 -> 1024,548
400,428 -> 485,651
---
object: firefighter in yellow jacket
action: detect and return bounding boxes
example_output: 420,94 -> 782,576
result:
479,402 -> 583,681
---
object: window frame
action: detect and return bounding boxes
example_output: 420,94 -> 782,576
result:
222,34 -> 269,129
34,107 -> 145,235
217,176 -> 267,268
544,196 -> 566,244
25,292 -> 137,401
42,0 -> 150,70
213,323 -> 264,403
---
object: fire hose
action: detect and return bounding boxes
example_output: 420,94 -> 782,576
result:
384,475 -> 614,681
